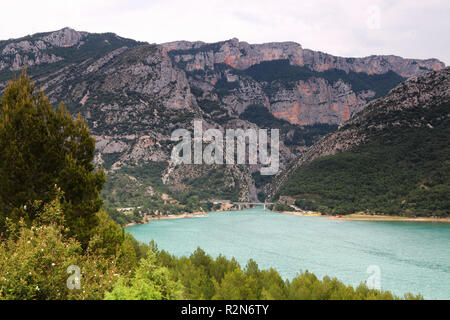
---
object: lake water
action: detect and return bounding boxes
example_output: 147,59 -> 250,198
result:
126,207 -> 450,299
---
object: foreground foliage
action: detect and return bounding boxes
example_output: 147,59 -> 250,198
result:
0,197 -> 119,299
104,252 -> 182,300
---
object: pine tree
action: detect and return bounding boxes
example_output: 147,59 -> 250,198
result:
0,69 -> 105,246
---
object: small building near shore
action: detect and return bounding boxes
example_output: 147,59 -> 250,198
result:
278,196 -> 295,205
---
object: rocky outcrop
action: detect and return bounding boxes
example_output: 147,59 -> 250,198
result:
84,46 -> 129,74
269,79 -> 373,125
163,39 -> 444,77
164,39 -> 306,71
0,28 -> 86,71
0,28 -> 136,72
301,50 -> 444,77
41,27 -> 86,47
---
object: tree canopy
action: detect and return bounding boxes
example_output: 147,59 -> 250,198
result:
0,70 -> 105,245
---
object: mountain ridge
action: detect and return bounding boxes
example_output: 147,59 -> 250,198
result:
162,36 -> 444,126
0,27 -> 446,205
163,37 -> 444,77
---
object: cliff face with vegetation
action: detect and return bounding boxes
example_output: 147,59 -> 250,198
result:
0,28 -> 445,205
163,38 -> 443,76
268,67 -> 450,216
163,38 -> 444,125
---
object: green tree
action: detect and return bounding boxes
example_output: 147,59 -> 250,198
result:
0,70 -> 105,246
213,268 -> 258,300
104,252 -> 182,300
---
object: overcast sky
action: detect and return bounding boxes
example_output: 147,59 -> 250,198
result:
1,0 -> 449,64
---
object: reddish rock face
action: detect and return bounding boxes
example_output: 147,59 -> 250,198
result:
269,79 -> 363,125
273,102 -> 306,125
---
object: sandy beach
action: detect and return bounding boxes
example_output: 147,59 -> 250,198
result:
276,211 -> 450,223
325,213 -> 450,223
276,210 -> 322,217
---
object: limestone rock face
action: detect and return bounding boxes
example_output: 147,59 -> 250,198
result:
163,38 -> 445,126
301,49 -> 444,77
164,39 -> 306,71
41,27 -> 85,47
269,79 -> 373,125
163,39 -> 444,77
0,28 -> 87,71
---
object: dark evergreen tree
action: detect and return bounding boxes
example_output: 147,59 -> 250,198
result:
0,70 -> 105,246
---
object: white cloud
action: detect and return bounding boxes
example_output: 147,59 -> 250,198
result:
0,0 -> 448,64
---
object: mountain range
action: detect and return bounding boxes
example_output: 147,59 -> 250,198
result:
0,27 -> 446,208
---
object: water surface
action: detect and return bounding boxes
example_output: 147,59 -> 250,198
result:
127,207 -> 450,299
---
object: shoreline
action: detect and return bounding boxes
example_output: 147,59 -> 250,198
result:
125,211 -> 208,227
276,211 -> 450,223
326,213 -> 450,223
277,210 -> 322,217
125,209 -> 450,227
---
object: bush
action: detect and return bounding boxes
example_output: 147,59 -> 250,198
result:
104,252 -> 182,300
0,198 -> 120,300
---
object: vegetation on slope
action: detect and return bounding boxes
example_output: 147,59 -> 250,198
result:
240,104 -> 338,147
101,163 -> 216,217
181,168 -> 242,202
239,59 -> 406,98
102,163 -> 169,204
0,32 -> 141,82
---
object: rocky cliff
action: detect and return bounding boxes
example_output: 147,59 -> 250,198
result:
163,38 -> 443,77
163,38 -> 444,125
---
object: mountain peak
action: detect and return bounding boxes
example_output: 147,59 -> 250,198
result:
42,27 -> 84,47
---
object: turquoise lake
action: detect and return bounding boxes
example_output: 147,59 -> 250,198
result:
126,207 -> 450,299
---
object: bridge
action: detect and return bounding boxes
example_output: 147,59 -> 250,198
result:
233,202 -> 274,210
210,200 -> 274,211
